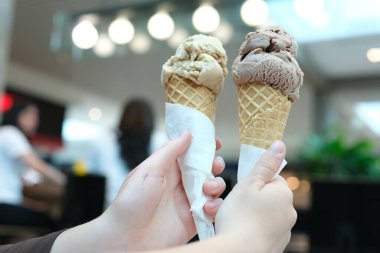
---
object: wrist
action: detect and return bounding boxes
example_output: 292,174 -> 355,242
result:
51,217 -> 114,253
215,232 -> 271,253
93,211 -> 133,252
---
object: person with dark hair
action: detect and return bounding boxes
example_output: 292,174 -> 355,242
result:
0,101 -> 66,229
87,99 -> 167,206
117,99 -> 155,169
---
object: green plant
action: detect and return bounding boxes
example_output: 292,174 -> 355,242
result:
295,127 -> 380,179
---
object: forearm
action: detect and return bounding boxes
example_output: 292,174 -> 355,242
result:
51,219 -> 107,253
143,236 -> 240,253
52,219 -> 253,253
20,154 -> 66,185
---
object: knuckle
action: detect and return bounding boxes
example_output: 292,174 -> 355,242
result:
256,158 -> 277,174
277,183 -> 293,200
282,184 -> 294,200
286,232 -> 292,243
287,187 -> 294,201
245,176 -> 264,188
290,208 -> 298,227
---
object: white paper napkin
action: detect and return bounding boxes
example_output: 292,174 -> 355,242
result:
238,144 -> 287,182
165,102 -> 216,240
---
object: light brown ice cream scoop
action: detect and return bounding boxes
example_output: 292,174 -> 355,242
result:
162,34 -> 228,95
232,26 -> 304,101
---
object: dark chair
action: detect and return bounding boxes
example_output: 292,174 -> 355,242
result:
59,174 -> 105,229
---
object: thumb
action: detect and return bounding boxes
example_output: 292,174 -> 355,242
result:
137,131 -> 192,174
246,140 -> 286,188
157,131 -> 192,162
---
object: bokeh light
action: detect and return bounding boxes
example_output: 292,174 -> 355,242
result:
108,17 -> 135,45
94,34 -> 115,58
147,11 -> 175,40
240,0 -> 269,27
192,4 -> 220,33
72,21 -> 99,49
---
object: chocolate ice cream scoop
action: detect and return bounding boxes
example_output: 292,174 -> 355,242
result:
232,26 -> 304,101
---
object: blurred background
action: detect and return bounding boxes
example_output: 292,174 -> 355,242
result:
0,0 -> 380,252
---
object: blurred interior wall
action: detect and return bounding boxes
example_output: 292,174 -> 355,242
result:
0,0 -> 15,119
328,81 -> 380,152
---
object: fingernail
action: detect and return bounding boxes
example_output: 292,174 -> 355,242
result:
269,140 -> 285,154
181,131 -> 191,138
210,180 -> 218,191
216,156 -> 225,169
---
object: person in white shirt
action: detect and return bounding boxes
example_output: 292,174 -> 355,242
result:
87,99 -> 167,206
0,101 -> 66,227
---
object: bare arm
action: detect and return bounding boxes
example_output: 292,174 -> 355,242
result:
51,218 -> 243,253
19,153 -> 66,186
142,237 -> 238,253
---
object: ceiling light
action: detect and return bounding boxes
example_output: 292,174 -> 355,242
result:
108,17 -> 135,44
72,21 -> 99,49
240,0 -> 269,27
212,21 -> 233,45
167,28 -> 189,49
88,107 -> 102,121
130,34 -> 152,54
147,11 -> 175,40
294,0 -> 329,26
192,4 -> 220,33
367,48 -> 380,63
93,34 -> 115,58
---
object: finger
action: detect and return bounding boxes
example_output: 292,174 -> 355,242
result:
215,138 -> 223,151
204,198 -> 223,218
137,131 -> 191,175
152,131 -> 191,161
203,177 -> 226,197
245,140 -> 286,188
211,156 -> 225,176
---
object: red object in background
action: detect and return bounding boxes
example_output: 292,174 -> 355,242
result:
0,92 -> 14,112
29,134 -> 64,153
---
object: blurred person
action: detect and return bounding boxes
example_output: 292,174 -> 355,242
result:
87,99 -> 166,206
0,136 -> 296,253
0,101 -> 66,229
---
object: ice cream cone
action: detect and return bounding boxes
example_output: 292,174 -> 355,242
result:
238,82 -> 292,149
162,34 -> 227,240
164,74 -> 216,122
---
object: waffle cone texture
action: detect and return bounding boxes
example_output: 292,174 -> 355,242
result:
238,82 -> 292,149
164,74 -> 216,122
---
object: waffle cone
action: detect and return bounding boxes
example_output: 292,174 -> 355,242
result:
238,82 -> 292,149
164,74 -> 216,122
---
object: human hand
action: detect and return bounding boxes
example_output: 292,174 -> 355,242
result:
98,132 -> 225,251
215,141 -> 297,253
